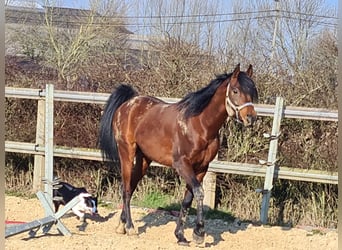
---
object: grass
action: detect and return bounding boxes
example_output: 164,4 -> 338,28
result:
132,190 -> 236,222
133,191 -> 171,209
5,190 -> 36,199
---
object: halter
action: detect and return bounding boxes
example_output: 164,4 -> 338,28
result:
225,83 -> 254,123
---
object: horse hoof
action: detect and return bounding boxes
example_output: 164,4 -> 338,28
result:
116,223 -> 126,234
126,227 -> 138,236
177,239 -> 190,246
192,232 -> 205,245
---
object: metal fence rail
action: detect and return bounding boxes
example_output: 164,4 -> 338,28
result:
5,141 -> 337,184
5,87 -> 338,121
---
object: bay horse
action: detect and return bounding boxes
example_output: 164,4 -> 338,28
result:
99,64 -> 258,245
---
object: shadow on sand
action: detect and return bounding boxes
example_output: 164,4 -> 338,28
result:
135,203 -> 255,247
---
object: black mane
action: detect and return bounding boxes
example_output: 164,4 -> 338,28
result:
177,72 -> 258,119
177,73 -> 231,119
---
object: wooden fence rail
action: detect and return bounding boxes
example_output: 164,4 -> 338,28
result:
5,85 -> 338,224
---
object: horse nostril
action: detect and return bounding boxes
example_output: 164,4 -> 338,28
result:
247,115 -> 256,125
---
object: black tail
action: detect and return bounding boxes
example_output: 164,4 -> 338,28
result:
98,84 -> 137,163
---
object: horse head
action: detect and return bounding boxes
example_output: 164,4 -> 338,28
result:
225,63 -> 258,126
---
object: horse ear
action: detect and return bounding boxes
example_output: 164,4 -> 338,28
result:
246,64 -> 253,77
232,63 -> 240,78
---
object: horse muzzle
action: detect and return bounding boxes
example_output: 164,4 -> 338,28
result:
238,106 -> 257,127
243,114 -> 257,127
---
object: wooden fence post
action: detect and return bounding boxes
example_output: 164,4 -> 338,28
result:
203,153 -> 218,210
33,99 -> 45,192
259,97 -> 284,224
203,171 -> 217,210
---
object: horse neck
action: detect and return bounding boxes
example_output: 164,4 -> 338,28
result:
199,82 -> 228,135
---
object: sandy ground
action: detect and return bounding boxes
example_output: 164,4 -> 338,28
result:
5,195 -> 337,250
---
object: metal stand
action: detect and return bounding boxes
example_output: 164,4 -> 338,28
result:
5,191 -> 80,238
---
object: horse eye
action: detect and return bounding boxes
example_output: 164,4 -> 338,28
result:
232,88 -> 239,94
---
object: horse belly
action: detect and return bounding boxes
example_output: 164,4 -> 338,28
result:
121,99 -> 179,166
135,109 -> 176,167
136,128 -> 174,167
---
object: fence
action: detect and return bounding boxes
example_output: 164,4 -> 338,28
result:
5,84 -> 338,223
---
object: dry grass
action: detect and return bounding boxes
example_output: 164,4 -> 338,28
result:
5,160 -> 337,229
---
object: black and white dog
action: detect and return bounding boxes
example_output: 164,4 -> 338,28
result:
53,180 -> 98,222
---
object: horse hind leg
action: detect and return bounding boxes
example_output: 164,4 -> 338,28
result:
114,172 -> 129,234
120,181 -> 139,236
116,209 -> 127,234
117,147 -> 150,236
115,142 -> 136,236
127,150 -> 151,236
115,194 -> 138,236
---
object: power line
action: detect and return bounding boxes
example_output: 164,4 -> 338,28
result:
6,4 -> 338,20
119,10 -> 276,19
280,16 -> 337,28
280,10 -> 338,20
5,6 -> 337,28
13,15 -> 335,28
121,10 -> 338,21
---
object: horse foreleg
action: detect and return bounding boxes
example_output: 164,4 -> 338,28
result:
175,184 -> 205,245
192,185 -> 205,245
175,188 -> 193,246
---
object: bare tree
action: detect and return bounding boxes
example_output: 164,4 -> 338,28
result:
224,0 -> 337,107
6,0 -> 130,88
122,0 -> 225,96
293,30 -> 337,108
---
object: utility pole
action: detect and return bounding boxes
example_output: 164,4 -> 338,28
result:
270,0 -> 280,69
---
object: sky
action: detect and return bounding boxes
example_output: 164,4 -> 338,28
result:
57,0 -> 89,9
56,0 -> 338,37
58,0 -> 338,10
8,0 -> 338,12
8,0 -> 338,36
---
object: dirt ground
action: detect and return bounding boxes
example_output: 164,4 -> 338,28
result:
5,195 -> 337,250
